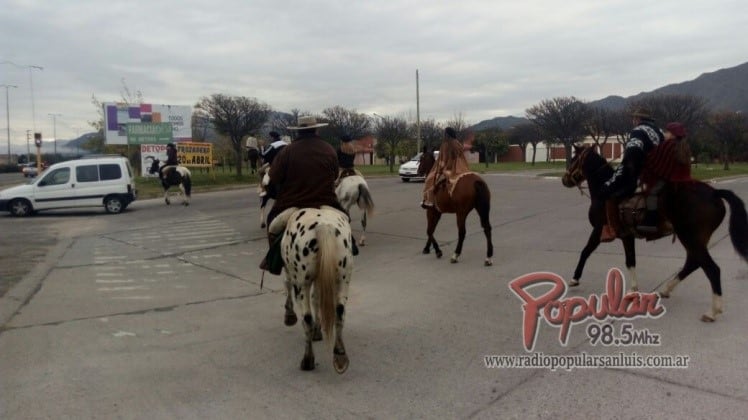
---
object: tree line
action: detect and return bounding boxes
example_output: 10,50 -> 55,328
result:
81,82 -> 748,175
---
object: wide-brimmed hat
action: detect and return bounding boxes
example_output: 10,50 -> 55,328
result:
287,115 -> 328,130
268,131 -> 280,140
665,122 -> 687,138
631,108 -> 653,120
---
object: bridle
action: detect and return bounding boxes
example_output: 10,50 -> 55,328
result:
564,147 -> 593,196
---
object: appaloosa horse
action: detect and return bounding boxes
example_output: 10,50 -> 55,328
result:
268,206 -> 354,373
148,158 -> 192,206
423,172 -> 493,265
562,145 -> 748,321
336,175 -> 374,246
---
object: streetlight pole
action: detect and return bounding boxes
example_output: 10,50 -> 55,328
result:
416,69 -> 421,153
26,130 -> 31,160
48,113 -> 61,158
2,84 -> 18,164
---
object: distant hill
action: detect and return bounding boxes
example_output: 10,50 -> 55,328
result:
471,115 -> 529,131
472,60 -> 748,130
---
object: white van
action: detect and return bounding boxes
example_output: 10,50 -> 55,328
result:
0,156 -> 137,216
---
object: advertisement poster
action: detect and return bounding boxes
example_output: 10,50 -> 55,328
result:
105,103 -> 192,145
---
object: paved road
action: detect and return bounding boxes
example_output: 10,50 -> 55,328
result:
1,174 -> 747,419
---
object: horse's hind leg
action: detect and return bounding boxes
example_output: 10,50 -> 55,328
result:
164,189 -> 171,205
424,209 -> 442,258
699,250 -> 723,322
284,282 -> 297,326
180,184 -> 189,206
359,209 -> 367,246
478,203 -> 493,266
333,268 -> 351,374
298,284 -> 316,371
623,236 -> 638,291
570,227 -> 603,287
660,254 -> 699,298
451,212 -> 467,263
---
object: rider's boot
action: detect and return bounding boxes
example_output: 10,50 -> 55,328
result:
259,232 -> 283,275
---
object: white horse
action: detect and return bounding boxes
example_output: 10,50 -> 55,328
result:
335,175 -> 374,246
269,206 -> 354,373
147,158 -> 192,206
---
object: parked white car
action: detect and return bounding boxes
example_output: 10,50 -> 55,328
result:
398,151 -> 438,182
0,156 -> 137,216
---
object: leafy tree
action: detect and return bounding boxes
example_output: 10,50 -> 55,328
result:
507,123 -> 544,165
526,97 -> 590,168
473,128 -> 508,166
374,115 -> 410,172
195,94 -> 271,176
704,111 -> 748,170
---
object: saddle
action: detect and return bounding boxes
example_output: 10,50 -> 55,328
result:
435,171 -> 474,197
607,193 -> 673,241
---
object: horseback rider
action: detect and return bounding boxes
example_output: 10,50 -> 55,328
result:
336,134 -> 362,185
259,116 -> 356,275
421,127 -> 470,209
258,131 -> 287,197
638,122 -> 692,232
598,108 -> 664,240
417,145 -> 436,178
159,142 -> 180,183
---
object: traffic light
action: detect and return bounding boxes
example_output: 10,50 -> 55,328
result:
34,132 -> 42,147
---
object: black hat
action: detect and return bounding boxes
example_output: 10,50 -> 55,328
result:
341,134 -> 353,143
167,142 -> 175,148
445,127 -> 457,139
269,131 -> 280,140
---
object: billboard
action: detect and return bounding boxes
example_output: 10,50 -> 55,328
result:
126,123 -> 173,145
140,142 -> 213,177
104,103 -> 192,145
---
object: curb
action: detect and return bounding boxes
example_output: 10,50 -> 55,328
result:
0,237 -> 73,329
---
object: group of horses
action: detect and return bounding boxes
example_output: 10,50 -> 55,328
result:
209,145 -> 748,374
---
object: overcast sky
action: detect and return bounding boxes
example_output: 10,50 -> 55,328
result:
1,0 -> 746,148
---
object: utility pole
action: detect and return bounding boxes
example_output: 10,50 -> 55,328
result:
416,69 -> 421,153
2,84 -> 17,164
48,113 -> 61,158
26,130 -> 31,161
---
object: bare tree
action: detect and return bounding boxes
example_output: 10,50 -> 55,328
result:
585,106 -> 616,151
445,112 -> 470,141
413,118 -> 443,152
374,115 -> 410,172
628,94 -> 708,130
269,109 -> 304,140
322,106 -> 372,146
609,109 -> 631,147
526,97 -> 590,168
704,111 -> 748,170
195,94 -> 272,176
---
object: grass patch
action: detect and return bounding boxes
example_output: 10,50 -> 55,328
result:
133,162 -> 748,199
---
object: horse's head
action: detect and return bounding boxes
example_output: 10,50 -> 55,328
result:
148,158 -> 161,175
562,145 -> 594,188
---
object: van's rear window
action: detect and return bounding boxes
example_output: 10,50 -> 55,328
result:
100,164 -> 122,180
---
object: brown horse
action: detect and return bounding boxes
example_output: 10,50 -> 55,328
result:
423,172 -> 494,265
562,145 -> 748,322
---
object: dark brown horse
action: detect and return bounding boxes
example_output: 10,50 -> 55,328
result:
423,172 -> 493,265
562,145 -> 748,321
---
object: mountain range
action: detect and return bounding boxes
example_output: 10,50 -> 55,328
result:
471,60 -> 748,131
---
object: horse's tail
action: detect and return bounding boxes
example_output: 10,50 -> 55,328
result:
357,183 -> 375,217
474,178 -> 491,225
316,223 -> 340,341
716,189 -> 748,261
182,170 -> 192,197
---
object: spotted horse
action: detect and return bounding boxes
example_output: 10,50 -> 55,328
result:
268,205 -> 354,373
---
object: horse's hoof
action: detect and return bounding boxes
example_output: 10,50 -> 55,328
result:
435,251 -> 443,259
183,202 -> 189,206
300,356 -> 315,371
284,312 -> 297,326
701,314 -> 716,323
659,291 -> 670,299
568,279 -> 580,287
334,353 -> 349,374
358,240 -> 365,247
629,286 -> 639,292
484,259 -> 493,266
450,255 -> 459,264
422,248 -> 430,255
261,223 -> 266,229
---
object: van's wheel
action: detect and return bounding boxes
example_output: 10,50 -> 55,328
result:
104,196 -> 124,214
9,199 -> 33,217
402,178 -> 410,182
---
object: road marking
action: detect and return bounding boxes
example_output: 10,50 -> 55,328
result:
112,330 -> 136,337
98,286 -> 150,292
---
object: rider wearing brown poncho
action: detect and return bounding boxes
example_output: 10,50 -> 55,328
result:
421,127 -> 470,208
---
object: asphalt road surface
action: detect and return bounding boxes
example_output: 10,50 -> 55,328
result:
1,173 -> 747,419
